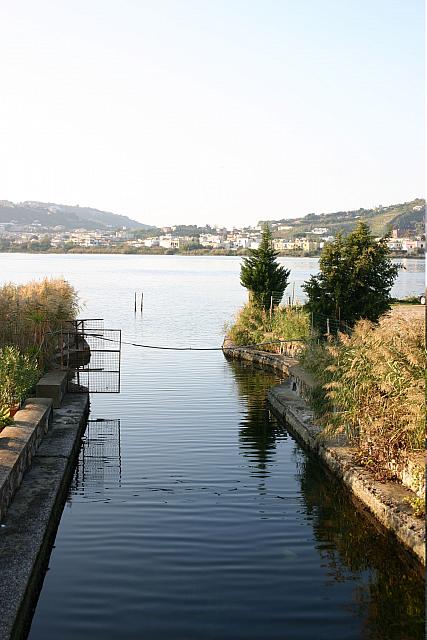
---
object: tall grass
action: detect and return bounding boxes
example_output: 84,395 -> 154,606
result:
0,278 -> 80,368
300,314 -> 425,466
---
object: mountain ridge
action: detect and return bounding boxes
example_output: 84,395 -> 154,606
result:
0,200 -> 151,230
260,198 -> 425,238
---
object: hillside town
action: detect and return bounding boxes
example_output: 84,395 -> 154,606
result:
0,219 -> 424,256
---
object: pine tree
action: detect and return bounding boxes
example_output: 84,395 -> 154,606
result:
240,225 -> 290,310
303,222 -> 399,331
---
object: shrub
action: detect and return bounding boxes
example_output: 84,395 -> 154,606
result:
225,303 -> 269,346
0,346 -> 40,407
271,306 -> 310,342
225,303 -> 310,348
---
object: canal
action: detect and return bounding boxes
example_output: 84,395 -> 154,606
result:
1,254 -> 424,639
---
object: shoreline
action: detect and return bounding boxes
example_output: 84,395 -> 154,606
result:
222,345 -> 425,565
0,249 -> 423,260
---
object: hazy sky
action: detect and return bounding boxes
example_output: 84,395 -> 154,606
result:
0,0 -> 424,227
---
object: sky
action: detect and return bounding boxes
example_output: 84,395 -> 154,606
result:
0,0 -> 424,227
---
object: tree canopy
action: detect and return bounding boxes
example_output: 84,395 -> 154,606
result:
240,225 -> 290,310
303,222 -> 399,331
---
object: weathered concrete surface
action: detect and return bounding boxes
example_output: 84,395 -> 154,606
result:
224,345 -> 425,565
0,393 -> 89,640
223,344 -> 298,375
36,370 -> 68,409
0,399 -> 52,522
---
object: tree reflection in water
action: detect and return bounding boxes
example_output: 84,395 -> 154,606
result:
227,360 -> 286,479
226,358 -> 425,640
295,449 -> 425,640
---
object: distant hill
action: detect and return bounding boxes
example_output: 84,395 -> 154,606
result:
260,199 -> 425,238
0,200 -> 152,230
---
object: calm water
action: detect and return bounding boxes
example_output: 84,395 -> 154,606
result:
0,254 -> 424,640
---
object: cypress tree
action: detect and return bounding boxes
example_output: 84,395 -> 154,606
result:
240,225 -> 290,310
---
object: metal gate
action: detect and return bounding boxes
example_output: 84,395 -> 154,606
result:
63,319 -> 121,393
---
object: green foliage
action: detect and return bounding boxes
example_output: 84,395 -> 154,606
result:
225,303 -> 310,348
240,225 -> 290,310
303,223 -> 399,330
298,339 -> 335,416
225,303 -> 269,346
271,306 -> 310,341
0,405 -> 13,428
0,346 -> 40,407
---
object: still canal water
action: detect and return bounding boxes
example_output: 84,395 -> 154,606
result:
1,255 -> 425,639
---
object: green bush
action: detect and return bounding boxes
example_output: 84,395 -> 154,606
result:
225,303 -> 269,346
271,306 -> 310,342
225,303 -> 310,348
0,405 -> 13,428
0,346 -> 40,407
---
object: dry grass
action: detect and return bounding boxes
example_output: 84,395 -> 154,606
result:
301,315 -> 425,467
0,278 -> 80,368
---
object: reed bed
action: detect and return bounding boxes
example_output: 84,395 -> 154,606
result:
300,314 -> 425,467
0,278 -> 79,369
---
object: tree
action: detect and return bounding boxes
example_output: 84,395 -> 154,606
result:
240,225 -> 290,310
303,222 -> 399,331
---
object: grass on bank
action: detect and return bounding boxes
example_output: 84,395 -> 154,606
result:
0,278 -> 79,367
226,303 -> 425,513
299,314 -> 425,476
224,303 -> 311,349
0,279 -> 80,427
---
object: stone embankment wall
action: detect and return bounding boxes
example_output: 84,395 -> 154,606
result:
223,344 -> 425,565
0,370 -> 90,640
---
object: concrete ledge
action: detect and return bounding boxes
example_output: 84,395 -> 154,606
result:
0,399 -> 52,522
0,393 -> 89,640
223,345 -> 297,375
36,370 -> 68,409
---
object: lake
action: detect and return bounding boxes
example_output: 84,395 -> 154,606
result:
0,254 -> 424,640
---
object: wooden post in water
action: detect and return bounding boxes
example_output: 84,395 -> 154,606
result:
134,292 -> 137,313
140,292 -> 144,312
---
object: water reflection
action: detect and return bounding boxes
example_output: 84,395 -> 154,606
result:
227,359 -> 424,639
295,451 -> 425,640
228,360 -> 287,476
70,419 -> 122,498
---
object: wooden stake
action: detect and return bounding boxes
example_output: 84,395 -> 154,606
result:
140,292 -> 144,312
134,292 -> 137,313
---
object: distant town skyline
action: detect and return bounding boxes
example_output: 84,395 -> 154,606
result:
0,0 -> 424,228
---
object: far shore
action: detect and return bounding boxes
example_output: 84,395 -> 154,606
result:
0,248 -> 423,259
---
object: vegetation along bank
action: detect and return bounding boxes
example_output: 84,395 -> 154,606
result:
224,223 -> 425,562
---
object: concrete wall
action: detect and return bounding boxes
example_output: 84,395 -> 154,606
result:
0,399 -> 52,522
